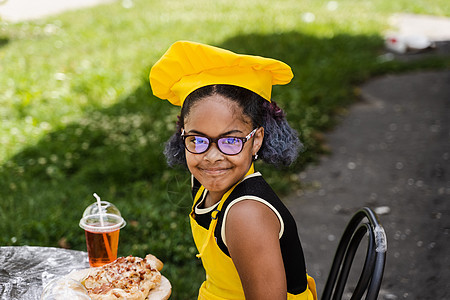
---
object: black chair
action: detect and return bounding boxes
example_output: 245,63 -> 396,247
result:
321,207 -> 387,300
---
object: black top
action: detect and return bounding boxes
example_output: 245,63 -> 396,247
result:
191,173 -> 308,295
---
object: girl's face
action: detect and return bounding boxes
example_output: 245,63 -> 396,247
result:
183,95 -> 263,202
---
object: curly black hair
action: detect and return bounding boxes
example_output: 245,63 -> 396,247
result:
164,85 -> 302,167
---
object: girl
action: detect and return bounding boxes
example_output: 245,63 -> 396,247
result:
150,41 -> 316,300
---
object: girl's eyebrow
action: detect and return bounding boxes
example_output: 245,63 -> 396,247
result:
186,129 -> 243,136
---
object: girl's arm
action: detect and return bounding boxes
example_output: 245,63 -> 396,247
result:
225,200 -> 287,300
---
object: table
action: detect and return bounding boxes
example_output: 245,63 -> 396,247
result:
0,246 -> 89,300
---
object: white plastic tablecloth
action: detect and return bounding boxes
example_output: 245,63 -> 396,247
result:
0,246 -> 89,300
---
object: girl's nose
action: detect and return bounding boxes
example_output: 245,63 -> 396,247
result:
203,142 -> 224,162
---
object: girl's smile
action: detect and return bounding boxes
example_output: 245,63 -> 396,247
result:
200,167 -> 231,175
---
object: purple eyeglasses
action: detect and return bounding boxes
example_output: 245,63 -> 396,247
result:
181,128 -> 258,155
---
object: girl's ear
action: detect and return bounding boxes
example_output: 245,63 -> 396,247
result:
252,127 -> 264,155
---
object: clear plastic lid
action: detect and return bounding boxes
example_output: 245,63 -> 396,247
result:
79,201 -> 126,231
82,201 -> 122,218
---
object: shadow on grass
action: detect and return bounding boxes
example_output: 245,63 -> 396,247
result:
0,36 -> 8,47
1,31 -> 447,299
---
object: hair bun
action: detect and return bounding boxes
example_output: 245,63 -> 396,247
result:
266,100 -> 285,120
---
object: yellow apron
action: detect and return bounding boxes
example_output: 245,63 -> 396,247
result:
190,166 -> 317,300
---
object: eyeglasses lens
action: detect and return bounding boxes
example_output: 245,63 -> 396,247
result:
186,136 -> 209,153
218,137 -> 243,155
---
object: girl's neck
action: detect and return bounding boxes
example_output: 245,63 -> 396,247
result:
204,191 -> 223,208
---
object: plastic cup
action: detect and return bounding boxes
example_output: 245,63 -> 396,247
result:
79,201 -> 126,267
41,277 -> 91,300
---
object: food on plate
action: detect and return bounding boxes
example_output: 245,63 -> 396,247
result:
70,254 -> 170,300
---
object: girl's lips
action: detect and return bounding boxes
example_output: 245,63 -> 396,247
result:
199,167 -> 231,175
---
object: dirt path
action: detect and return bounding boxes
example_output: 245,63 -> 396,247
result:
286,70 -> 450,299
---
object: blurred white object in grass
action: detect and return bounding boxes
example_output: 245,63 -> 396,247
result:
390,13 -> 450,42
385,32 -> 434,54
302,12 -> 315,23
384,33 -> 407,54
385,13 -> 449,54
122,0 -> 133,9
326,1 -> 338,11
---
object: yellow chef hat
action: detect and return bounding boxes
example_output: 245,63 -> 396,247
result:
149,40 -> 293,106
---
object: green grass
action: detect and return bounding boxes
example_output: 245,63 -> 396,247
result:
0,0 -> 449,298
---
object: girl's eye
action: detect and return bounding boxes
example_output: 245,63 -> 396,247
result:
193,137 -> 208,144
222,137 -> 240,145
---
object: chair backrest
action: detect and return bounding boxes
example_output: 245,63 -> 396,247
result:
321,207 -> 387,300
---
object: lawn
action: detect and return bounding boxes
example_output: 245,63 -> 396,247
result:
0,0 -> 448,298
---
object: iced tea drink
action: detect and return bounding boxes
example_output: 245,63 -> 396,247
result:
80,214 -> 124,267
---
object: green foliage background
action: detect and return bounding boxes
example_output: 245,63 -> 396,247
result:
0,0 -> 448,298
